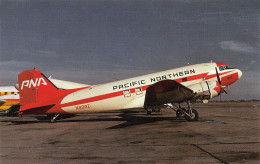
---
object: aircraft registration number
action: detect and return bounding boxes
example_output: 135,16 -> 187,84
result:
75,104 -> 91,110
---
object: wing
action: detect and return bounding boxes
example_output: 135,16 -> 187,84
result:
144,80 -> 195,107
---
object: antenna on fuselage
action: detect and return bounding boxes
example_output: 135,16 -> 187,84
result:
210,59 -> 213,63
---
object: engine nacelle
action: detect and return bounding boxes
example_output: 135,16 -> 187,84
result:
188,81 -> 221,101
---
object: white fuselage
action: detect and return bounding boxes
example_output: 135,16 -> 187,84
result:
60,63 -> 220,114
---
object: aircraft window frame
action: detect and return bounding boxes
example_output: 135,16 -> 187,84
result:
219,66 -> 224,71
135,87 -> 143,95
219,65 -> 230,71
182,77 -> 188,82
123,90 -> 131,97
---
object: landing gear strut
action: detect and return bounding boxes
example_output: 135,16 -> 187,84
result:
167,101 -> 199,121
175,104 -> 186,118
48,114 -> 60,123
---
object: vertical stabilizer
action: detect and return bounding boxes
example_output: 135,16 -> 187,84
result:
18,69 -> 59,111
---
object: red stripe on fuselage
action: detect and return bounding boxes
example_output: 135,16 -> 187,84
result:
61,90 -> 123,107
205,70 -> 233,80
61,72 -> 214,108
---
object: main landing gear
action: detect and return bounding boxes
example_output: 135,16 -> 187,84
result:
167,101 -> 199,122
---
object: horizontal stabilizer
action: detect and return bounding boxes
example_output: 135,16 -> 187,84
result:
21,104 -> 55,114
49,78 -> 90,89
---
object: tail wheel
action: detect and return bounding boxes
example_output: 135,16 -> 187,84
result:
50,118 -> 56,123
185,109 -> 199,122
47,114 -> 60,123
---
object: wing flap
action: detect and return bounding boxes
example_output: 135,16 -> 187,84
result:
144,80 -> 195,107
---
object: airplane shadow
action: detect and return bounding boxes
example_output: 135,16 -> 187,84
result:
1,110 -> 186,128
106,112 -> 185,129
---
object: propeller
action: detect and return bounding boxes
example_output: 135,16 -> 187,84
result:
215,67 -> 228,94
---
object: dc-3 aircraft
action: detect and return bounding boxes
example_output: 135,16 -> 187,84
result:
18,62 -> 242,123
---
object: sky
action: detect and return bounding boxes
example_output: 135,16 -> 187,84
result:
0,0 -> 259,100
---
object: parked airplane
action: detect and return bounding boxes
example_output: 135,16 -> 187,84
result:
0,86 -> 20,113
18,62 -> 242,122
0,86 -> 19,96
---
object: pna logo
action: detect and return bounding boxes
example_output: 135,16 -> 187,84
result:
21,78 -> 47,89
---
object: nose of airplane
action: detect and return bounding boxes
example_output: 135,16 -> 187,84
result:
237,69 -> 242,79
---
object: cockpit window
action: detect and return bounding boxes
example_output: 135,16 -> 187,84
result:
219,65 -> 229,71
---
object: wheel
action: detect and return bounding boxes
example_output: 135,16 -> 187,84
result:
48,114 -> 57,123
185,109 -> 199,122
50,117 -> 57,123
176,108 -> 186,118
6,104 -> 20,116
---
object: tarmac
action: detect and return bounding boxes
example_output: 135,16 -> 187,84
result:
0,102 -> 259,164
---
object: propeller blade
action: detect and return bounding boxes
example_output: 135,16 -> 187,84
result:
223,86 -> 229,94
215,67 -> 222,85
221,86 -> 228,94
215,67 -> 228,94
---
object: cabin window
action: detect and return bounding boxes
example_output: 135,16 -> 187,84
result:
219,65 -> 229,71
123,90 -> 131,97
224,65 -> 229,69
135,87 -> 143,95
182,78 -> 187,82
219,66 -> 225,71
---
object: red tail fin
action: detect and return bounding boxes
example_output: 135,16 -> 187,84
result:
18,68 -> 59,112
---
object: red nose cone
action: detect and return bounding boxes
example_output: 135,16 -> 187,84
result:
221,72 -> 239,86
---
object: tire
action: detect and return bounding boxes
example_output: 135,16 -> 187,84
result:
6,105 -> 20,117
50,119 -> 56,123
185,109 -> 199,122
